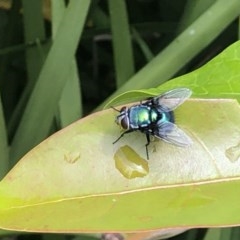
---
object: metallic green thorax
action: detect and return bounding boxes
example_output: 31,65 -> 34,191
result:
129,105 -> 159,129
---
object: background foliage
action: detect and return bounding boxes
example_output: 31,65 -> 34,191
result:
0,0 -> 240,239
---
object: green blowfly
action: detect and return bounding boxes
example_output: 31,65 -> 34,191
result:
113,88 -> 192,159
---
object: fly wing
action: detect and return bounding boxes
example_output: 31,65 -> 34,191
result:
153,88 -> 192,112
154,121 -> 192,147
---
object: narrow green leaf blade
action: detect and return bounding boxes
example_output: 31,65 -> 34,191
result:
108,0 -> 135,87
51,0 -> 82,127
58,60 -> 82,127
22,0 -> 46,82
0,98 -> 8,179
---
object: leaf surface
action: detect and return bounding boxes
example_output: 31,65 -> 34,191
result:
1,99 -> 240,232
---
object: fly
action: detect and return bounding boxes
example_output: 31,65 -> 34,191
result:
112,88 -> 192,159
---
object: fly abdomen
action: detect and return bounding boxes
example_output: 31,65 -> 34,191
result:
158,111 -> 174,124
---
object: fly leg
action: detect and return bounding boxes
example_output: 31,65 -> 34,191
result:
145,133 -> 150,160
141,128 -> 152,160
113,129 -> 134,144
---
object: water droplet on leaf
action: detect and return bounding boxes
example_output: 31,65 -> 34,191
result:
114,145 -> 149,179
64,151 -> 81,163
225,142 -> 240,162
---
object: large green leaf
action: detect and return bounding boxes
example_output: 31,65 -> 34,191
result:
0,98 -> 240,232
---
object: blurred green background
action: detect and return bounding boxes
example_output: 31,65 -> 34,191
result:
0,0 -> 240,239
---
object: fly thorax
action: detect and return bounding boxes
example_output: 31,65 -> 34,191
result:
150,109 -> 158,123
129,105 -> 151,128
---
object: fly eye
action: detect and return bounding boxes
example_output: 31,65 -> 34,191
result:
120,106 -> 127,112
121,117 -> 129,129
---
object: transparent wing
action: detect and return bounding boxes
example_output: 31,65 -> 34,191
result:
153,88 -> 192,112
154,121 -> 192,147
